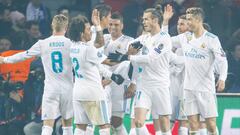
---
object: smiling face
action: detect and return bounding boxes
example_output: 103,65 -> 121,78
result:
108,18 -> 123,38
186,7 -> 204,33
186,13 -> 201,32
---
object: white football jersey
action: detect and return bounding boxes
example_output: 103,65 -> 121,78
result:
70,41 -> 109,101
103,34 -> 134,56
171,31 -> 228,92
103,34 -> 134,72
129,32 -> 179,89
4,36 -> 73,93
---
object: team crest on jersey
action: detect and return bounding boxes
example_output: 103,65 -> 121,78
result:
117,44 -> 121,49
97,52 -> 103,57
200,43 -> 206,48
186,33 -> 192,43
154,44 -> 164,54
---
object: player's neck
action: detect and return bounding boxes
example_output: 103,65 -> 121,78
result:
150,26 -> 160,36
111,33 -> 123,41
193,25 -> 205,38
52,31 -> 65,36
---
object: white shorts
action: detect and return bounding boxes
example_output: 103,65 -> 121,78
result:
41,92 -> 73,120
171,95 -> 188,121
104,85 -> 112,119
129,95 -> 152,120
135,87 -> 172,116
183,90 -> 218,118
111,83 -> 128,112
73,100 -> 110,125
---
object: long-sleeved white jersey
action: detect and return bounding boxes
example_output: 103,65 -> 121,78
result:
103,34 -> 134,71
4,35 -> 73,94
129,32 -> 182,90
171,31 -> 228,92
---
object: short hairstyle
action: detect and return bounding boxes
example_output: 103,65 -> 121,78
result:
51,14 -> 68,32
93,3 -> 112,20
26,20 -> 39,30
186,7 -> 205,20
144,5 -> 163,26
68,15 -> 89,42
111,11 -> 123,23
179,14 -> 187,20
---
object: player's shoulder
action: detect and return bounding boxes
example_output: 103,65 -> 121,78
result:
136,33 -> 150,40
158,31 -> 171,39
122,35 -> 134,41
104,34 -> 111,38
103,34 -> 111,41
159,31 -> 168,36
157,31 -> 171,42
204,31 -> 218,39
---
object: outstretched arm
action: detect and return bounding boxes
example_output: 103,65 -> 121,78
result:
0,41 -> 41,64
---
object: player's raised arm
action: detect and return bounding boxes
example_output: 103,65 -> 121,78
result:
0,41 -> 41,64
92,9 -> 105,48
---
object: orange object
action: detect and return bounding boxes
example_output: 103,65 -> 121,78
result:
0,50 -> 35,83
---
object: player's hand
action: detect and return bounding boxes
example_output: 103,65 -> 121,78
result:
92,9 -> 100,26
131,41 -> 143,50
111,73 -> 124,85
216,80 -> 225,92
108,52 -> 129,62
0,56 -> 5,64
124,83 -> 136,99
163,4 -> 174,25
102,79 -> 112,88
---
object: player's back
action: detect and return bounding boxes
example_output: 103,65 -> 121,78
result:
39,35 -> 73,92
70,41 -> 106,101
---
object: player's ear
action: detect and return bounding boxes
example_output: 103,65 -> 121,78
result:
153,17 -> 158,24
120,23 -> 124,30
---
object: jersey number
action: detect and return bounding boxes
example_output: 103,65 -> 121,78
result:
72,57 -> 83,78
51,51 -> 63,73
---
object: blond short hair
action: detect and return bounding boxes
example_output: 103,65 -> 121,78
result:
52,14 -> 68,32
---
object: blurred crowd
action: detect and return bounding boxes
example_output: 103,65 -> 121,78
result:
0,0 -> 239,135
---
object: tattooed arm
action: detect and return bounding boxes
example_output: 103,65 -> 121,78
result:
92,9 -> 105,48
94,27 -> 105,48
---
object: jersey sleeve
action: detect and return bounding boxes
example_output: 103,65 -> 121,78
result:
209,37 -> 228,81
4,41 -> 41,63
85,45 -> 107,65
97,64 -> 112,79
130,35 -> 172,64
171,35 -> 182,48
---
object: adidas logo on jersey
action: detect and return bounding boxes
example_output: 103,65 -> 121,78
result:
154,44 -> 164,54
